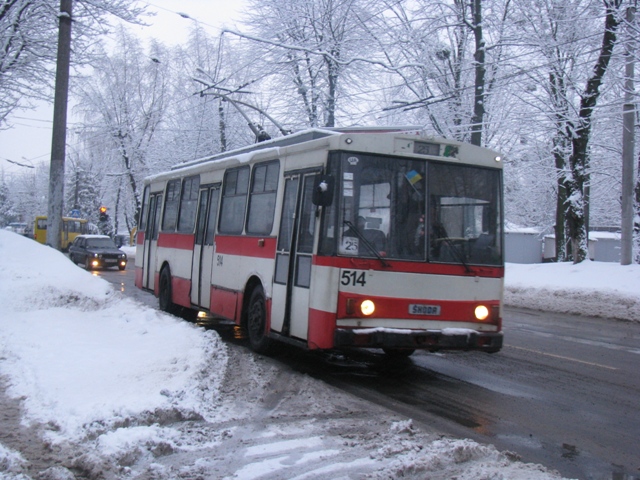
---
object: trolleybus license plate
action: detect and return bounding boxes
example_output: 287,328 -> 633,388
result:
409,304 -> 441,315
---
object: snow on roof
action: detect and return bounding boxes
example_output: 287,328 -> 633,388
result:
505,227 -> 542,234
172,128 -> 338,170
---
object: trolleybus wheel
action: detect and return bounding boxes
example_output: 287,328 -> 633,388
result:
246,286 -> 273,354
383,348 -> 415,358
159,267 -> 176,314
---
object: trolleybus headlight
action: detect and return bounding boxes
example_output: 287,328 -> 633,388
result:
475,305 -> 489,321
361,300 -> 375,316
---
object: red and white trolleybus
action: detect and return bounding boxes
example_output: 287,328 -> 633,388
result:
135,129 -> 504,357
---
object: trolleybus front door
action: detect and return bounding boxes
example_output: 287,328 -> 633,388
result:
190,185 -> 220,309
143,193 -> 162,292
271,173 -> 316,341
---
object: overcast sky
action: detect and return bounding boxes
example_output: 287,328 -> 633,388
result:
0,0 -> 245,176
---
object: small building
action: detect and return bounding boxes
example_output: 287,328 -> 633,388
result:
505,228 -> 543,264
542,229 -> 621,263
589,231 -> 621,262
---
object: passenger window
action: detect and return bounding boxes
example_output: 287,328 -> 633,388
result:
219,166 -> 250,234
247,161 -> 280,235
151,194 -> 162,240
177,175 -> 200,233
162,179 -> 181,231
139,186 -> 150,232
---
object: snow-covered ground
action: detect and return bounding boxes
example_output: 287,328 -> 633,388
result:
1,230 -> 637,479
505,260 -> 640,322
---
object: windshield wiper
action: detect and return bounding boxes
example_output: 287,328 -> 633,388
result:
438,234 -> 474,274
343,220 -> 390,268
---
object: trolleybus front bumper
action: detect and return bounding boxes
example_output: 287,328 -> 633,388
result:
334,327 -> 503,353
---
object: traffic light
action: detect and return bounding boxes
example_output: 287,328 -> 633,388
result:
99,206 -> 108,222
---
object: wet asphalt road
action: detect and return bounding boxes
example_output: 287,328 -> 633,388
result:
98,266 -> 640,480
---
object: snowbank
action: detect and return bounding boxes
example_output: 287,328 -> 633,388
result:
0,231 -> 227,442
504,261 -> 640,321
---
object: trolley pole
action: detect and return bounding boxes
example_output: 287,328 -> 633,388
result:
621,6 -> 635,265
47,0 -> 73,250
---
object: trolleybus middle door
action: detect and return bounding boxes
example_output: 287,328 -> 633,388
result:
190,185 -> 220,309
271,173 -> 316,340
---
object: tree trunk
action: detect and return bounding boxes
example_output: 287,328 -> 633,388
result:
324,52 -> 339,128
218,99 -> 227,152
564,0 -> 621,263
554,159 -> 568,262
549,70 -> 571,261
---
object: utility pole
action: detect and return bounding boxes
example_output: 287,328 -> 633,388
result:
46,0 -> 72,250
621,6 -> 635,265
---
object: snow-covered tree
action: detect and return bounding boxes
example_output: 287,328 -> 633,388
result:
514,0 -> 624,262
64,155 -> 102,222
74,28 -> 170,230
0,173 -> 14,225
239,0 -> 379,128
370,0 -> 514,147
1,165 -> 48,226
168,24 -> 257,157
0,0 -> 147,126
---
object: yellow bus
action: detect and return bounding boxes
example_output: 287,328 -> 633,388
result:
34,216 -> 89,250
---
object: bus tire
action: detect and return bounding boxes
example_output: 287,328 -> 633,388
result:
383,348 -> 415,358
159,267 -> 176,314
246,286 -> 273,355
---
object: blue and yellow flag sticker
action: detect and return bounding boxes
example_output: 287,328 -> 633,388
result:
406,170 -> 423,185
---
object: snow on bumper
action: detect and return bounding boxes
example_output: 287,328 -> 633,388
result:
333,327 -> 503,353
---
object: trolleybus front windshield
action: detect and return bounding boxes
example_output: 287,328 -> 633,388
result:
320,152 -> 502,266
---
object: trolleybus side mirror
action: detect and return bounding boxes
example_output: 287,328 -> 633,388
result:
312,174 -> 334,207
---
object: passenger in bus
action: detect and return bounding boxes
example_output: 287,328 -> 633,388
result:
428,204 -> 449,258
414,214 -> 425,250
363,227 -> 386,253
